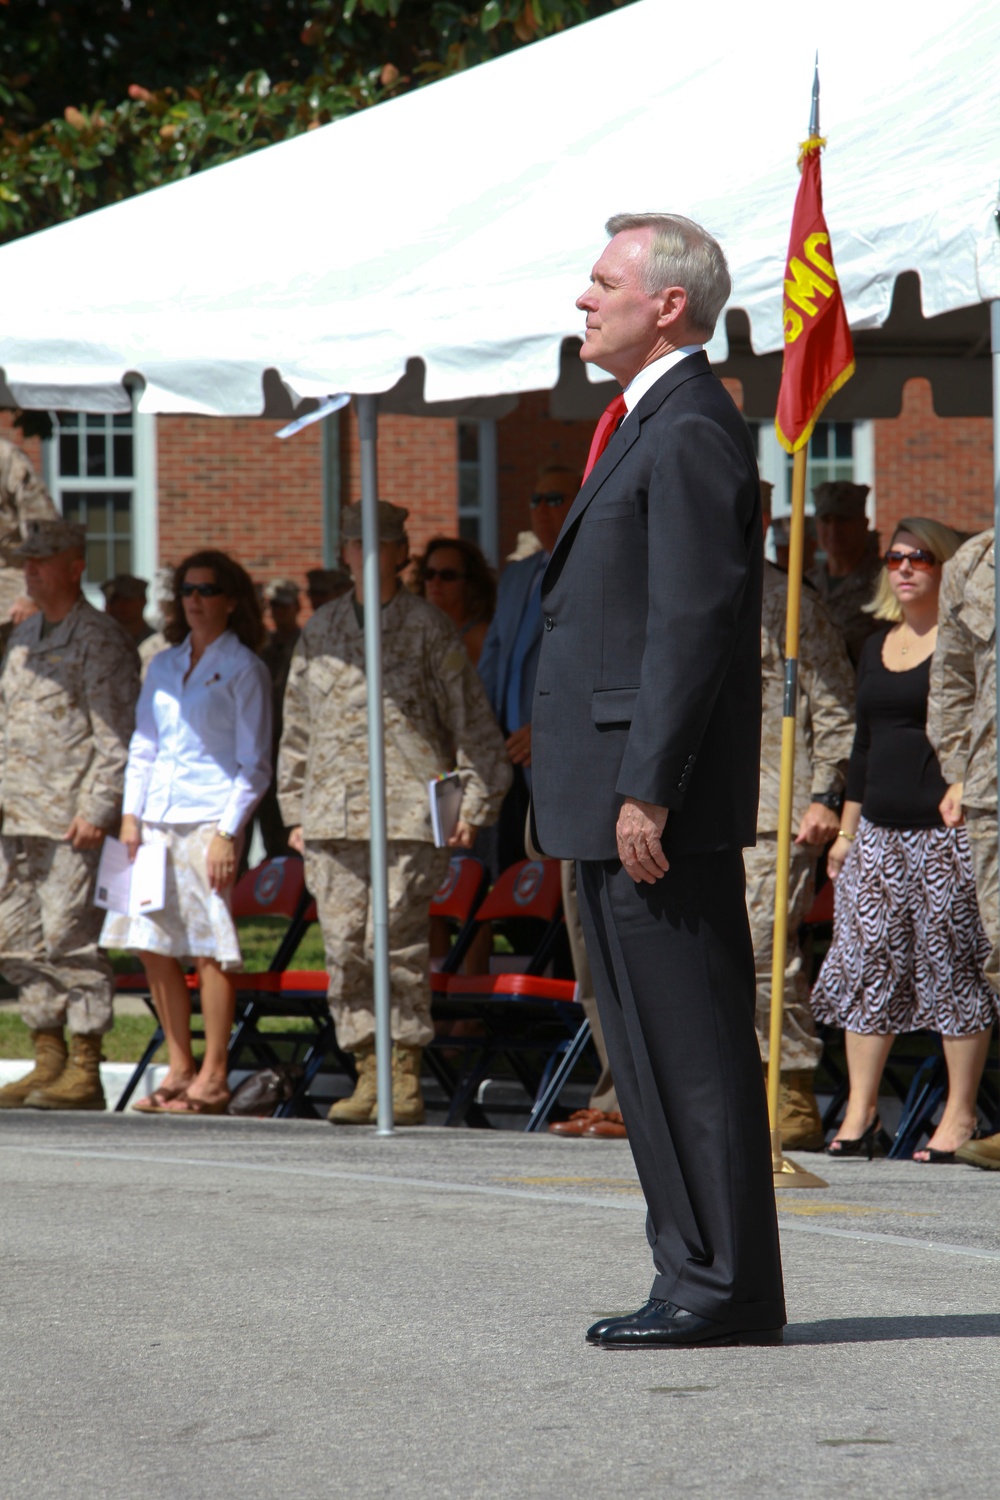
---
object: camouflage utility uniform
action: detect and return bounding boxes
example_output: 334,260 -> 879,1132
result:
278,588 -> 510,1052
750,563 -> 855,1069
0,439 -> 58,626
0,598 -> 139,1035
807,539 -> 883,668
928,531 -> 998,991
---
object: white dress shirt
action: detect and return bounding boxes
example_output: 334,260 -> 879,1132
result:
123,630 -> 273,837
621,344 -> 704,420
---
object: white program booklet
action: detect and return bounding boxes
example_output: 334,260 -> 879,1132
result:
94,838 -> 167,917
429,773 -> 464,849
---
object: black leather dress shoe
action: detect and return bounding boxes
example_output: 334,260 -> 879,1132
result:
596,1299 -> 784,1349
585,1299 -> 659,1345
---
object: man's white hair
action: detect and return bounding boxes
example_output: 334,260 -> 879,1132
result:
605,212 -> 731,338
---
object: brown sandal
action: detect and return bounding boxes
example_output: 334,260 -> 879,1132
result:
132,1083 -> 193,1114
161,1092 -> 230,1116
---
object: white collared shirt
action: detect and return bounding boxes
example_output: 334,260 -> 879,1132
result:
621,345 -> 704,420
123,630 -> 273,836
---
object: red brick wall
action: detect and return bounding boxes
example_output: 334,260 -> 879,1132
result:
874,379 -> 994,541
157,415 -> 325,586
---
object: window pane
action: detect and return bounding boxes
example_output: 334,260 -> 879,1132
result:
112,434 -> 134,476
85,414 -> 106,430
112,494 -> 132,534
458,469 -> 479,509
834,422 -> 854,459
112,413 -> 132,429
457,421 -> 479,464
459,515 -> 480,545
114,540 -> 132,575
86,434 -> 107,476
62,493 -> 84,524
59,433 -> 80,476
809,427 -> 829,459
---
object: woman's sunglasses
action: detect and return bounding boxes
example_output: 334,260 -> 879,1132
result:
181,582 -> 225,598
424,567 -> 465,583
884,549 -> 937,571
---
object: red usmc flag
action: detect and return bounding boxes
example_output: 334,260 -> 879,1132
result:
775,137 -> 855,453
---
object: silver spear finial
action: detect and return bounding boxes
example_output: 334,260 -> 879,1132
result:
809,52 -> 820,137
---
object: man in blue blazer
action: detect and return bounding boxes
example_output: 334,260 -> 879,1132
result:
477,467 -> 578,869
531,214 -> 786,1348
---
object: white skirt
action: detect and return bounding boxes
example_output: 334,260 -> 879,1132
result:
100,820 -> 243,970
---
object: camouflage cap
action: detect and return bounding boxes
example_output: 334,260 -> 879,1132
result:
813,481 -> 870,519
340,499 -> 409,543
264,577 -> 300,606
100,573 -> 148,602
12,518 -> 87,558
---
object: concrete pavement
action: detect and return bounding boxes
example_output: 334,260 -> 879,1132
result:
1,1112 -> 998,1499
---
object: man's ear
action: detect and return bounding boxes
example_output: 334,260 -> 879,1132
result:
655,285 -> 687,330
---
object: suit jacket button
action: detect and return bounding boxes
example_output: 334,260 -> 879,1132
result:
544,616 -> 554,631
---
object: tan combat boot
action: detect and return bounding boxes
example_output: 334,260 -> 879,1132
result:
327,1045 -> 378,1124
391,1044 -> 426,1126
24,1031 -> 106,1111
778,1069 -> 825,1151
0,1029 -> 68,1109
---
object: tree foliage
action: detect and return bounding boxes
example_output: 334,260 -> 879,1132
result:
0,0 -> 631,243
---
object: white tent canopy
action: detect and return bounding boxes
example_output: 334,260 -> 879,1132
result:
0,0 -> 997,417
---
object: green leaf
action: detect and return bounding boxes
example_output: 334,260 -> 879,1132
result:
481,1 -> 502,30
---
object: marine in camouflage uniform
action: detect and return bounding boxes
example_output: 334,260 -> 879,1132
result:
0,519 -> 139,1111
807,481 -> 883,668
926,531 -> 1000,1169
0,437 -> 59,637
751,560 -> 855,1147
279,500 -> 510,1124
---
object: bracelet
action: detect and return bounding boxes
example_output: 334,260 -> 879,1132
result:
837,829 -> 855,842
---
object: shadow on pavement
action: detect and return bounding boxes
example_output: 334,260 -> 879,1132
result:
786,1313 -> 1000,1345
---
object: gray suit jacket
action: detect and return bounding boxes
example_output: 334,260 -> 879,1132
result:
530,353 -> 763,862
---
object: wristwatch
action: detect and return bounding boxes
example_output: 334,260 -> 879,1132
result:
811,791 -> 843,812
216,829 -> 235,843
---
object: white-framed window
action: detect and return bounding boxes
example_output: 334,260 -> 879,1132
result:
750,418 -> 875,522
41,394 -> 157,605
456,418 -> 499,566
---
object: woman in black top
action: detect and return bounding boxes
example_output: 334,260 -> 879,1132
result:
812,518 -> 996,1160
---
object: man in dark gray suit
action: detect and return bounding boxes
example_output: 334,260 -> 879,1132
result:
531,213 -> 786,1348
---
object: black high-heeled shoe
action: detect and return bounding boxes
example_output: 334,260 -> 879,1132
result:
825,1115 -> 892,1160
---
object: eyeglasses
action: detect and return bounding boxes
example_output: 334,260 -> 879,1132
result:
884,549 -> 938,571
530,491 -> 572,508
181,582 -> 225,598
424,567 -> 466,583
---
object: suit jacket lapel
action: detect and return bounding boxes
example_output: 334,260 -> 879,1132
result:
546,352 -> 713,577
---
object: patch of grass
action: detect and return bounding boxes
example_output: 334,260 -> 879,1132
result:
0,1010 -> 166,1063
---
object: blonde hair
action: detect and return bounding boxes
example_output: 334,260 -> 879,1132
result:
864,517 -> 960,622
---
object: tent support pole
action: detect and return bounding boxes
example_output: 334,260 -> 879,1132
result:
357,393 -> 394,1137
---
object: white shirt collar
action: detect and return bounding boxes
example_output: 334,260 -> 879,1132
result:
622,345 -> 704,419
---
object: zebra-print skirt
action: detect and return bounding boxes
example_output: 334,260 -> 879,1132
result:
811,818 -> 997,1037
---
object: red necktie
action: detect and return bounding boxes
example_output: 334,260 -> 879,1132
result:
582,392 -> 627,482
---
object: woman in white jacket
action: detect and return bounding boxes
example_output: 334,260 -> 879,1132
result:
102,550 -> 272,1115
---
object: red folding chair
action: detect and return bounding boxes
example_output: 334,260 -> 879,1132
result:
429,859 -> 584,1125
